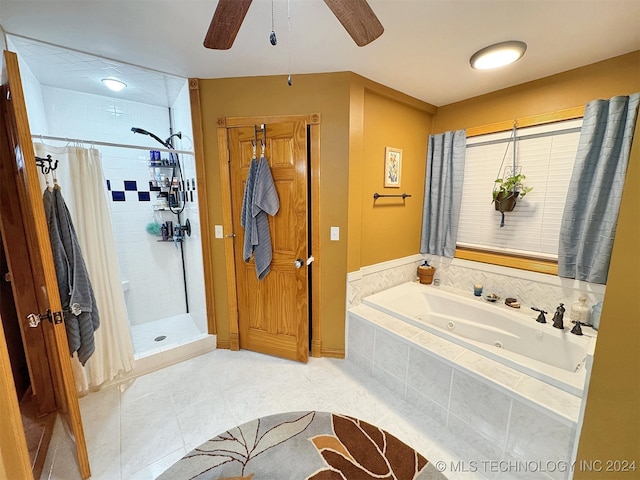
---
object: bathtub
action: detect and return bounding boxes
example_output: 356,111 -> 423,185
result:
362,282 -> 597,396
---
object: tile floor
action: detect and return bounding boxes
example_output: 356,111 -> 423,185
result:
129,314 -> 206,358
40,349 -> 489,480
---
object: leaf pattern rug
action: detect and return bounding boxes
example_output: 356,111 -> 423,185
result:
158,411 -> 447,480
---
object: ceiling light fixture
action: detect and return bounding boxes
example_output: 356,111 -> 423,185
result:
101,77 -> 127,92
470,41 -> 527,70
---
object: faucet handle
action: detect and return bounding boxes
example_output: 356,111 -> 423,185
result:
531,306 -> 547,323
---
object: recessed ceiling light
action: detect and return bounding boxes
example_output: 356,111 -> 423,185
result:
470,41 -> 527,70
101,77 -> 127,92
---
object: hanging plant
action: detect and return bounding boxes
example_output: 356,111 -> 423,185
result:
491,122 -> 533,227
492,173 -> 533,212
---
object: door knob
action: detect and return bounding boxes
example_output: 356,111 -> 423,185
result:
294,256 -> 315,268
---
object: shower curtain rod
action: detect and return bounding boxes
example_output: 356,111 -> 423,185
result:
33,134 -> 194,156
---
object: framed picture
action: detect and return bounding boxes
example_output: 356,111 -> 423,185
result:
384,147 -> 402,188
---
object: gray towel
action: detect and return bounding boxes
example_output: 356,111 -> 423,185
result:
251,157 -> 280,280
241,158 -> 259,262
43,187 -> 100,365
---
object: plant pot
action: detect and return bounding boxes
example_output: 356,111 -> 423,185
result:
417,265 -> 435,285
494,190 -> 519,212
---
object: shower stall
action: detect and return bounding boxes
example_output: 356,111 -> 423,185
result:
12,34 -> 211,363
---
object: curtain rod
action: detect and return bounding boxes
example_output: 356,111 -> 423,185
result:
33,134 -> 194,156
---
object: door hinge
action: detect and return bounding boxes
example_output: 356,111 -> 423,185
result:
27,309 -> 63,328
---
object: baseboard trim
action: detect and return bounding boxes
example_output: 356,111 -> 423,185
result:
321,348 -> 345,359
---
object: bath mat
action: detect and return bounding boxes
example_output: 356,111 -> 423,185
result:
157,410 -> 447,479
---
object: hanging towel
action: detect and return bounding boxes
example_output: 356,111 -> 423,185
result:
251,157 -> 280,280
241,158 -> 259,262
44,187 -> 100,365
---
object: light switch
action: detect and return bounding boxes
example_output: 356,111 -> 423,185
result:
330,226 -> 340,241
214,225 -> 223,238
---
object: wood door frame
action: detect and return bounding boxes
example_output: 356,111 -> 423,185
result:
188,79 -> 217,334
217,114 -> 322,357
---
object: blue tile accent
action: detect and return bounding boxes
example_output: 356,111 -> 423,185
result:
106,179 -> 111,191
124,180 -> 137,191
138,191 -> 151,202
111,191 -> 126,202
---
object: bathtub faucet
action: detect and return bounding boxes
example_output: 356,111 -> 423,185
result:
531,306 -> 547,323
570,320 -> 593,336
552,303 -> 566,329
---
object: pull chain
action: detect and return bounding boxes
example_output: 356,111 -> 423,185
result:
287,0 -> 292,85
270,0 -> 277,45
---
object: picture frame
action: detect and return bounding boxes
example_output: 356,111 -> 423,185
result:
384,147 -> 402,188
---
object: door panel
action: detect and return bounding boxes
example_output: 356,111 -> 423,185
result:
1,50 -> 91,479
229,120 -> 309,362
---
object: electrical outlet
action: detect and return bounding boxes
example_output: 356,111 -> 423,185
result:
214,225 -> 223,238
330,226 -> 340,241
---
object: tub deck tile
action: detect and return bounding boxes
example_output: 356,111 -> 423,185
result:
514,376 -> 581,424
456,350 -> 523,390
413,330 -> 467,362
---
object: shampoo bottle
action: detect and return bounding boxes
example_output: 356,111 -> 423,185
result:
570,295 -> 590,323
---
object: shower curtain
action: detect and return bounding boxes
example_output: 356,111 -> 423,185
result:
558,93 -> 640,284
34,143 -> 134,392
420,129 -> 467,257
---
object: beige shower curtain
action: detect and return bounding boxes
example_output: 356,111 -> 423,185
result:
34,143 -> 134,392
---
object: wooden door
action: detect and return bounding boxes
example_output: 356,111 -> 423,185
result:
228,120 -> 309,362
0,50 -> 91,479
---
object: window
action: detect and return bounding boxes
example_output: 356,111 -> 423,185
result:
456,119 -> 583,262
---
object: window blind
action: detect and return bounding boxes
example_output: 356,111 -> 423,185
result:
457,119 -> 583,259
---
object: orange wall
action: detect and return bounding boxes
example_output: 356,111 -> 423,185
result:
346,76 -> 435,271
359,92 -> 432,267
433,51 -> 640,477
196,73 -> 351,355
197,72 -> 435,355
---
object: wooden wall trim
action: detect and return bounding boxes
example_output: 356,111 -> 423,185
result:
320,348 -> 345,359
222,114 -> 315,128
455,248 -> 559,276
466,106 -> 585,137
310,123 -> 322,358
188,78 -> 216,335
216,125 -> 239,350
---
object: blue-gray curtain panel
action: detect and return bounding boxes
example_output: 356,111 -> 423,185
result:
558,93 -> 640,284
420,130 -> 466,257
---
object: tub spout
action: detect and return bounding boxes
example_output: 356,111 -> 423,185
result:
531,306 -> 547,323
552,303 -> 566,329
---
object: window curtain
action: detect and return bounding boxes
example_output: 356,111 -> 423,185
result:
34,143 -> 135,392
558,93 -> 640,284
420,130 -> 466,257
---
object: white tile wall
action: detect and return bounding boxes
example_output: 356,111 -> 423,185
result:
24,83 -> 203,328
347,254 -> 606,321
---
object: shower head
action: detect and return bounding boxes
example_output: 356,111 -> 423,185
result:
131,127 -> 170,149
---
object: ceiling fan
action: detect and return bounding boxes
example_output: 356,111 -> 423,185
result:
203,0 -> 384,50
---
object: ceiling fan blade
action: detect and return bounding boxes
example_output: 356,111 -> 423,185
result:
323,0 -> 384,47
203,0 -> 253,50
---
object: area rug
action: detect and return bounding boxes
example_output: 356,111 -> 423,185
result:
158,410 -> 447,479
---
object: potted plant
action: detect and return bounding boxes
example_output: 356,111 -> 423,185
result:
492,173 -> 533,212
